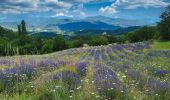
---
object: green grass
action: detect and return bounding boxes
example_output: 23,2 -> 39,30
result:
152,41 -> 170,50
0,42 -> 170,100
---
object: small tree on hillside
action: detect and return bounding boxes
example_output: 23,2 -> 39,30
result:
17,25 -> 22,35
21,20 -> 27,34
18,20 -> 27,35
158,5 -> 170,40
53,35 -> 68,51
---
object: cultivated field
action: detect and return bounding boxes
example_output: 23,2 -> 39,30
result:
0,41 -> 170,100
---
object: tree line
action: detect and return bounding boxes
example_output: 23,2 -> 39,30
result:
0,5 -> 169,56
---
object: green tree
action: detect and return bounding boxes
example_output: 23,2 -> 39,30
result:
0,39 -> 6,56
158,5 -> 170,40
21,20 -> 27,34
107,36 -> 117,43
71,39 -> 84,48
18,35 -> 32,46
126,26 -> 156,42
33,36 -> 43,51
42,39 -> 54,53
89,36 -> 108,46
18,25 -> 22,35
53,35 -> 68,51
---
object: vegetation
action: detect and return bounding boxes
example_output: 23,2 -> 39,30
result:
0,5 -> 170,56
0,42 -> 170,100
152,41 -> 170,50
0,4 -> 170,100
158,5 -> 170,40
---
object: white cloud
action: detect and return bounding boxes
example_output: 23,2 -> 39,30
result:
99,6 -> 117,14
0,0 -> 72,14
114,0 -> 169,9
53,12 -> 73,17
55,12 -> 66,16
80,11 -> 86,16
99,0 -> 169,14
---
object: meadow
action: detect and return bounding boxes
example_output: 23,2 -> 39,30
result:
0,41 -> 170,100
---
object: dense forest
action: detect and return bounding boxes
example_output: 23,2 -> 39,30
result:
0,5 -> 169,56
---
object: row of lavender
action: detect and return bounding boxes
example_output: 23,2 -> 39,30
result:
92,42 -> 170,99
0,42 -> 169,100
44,42 -> 169,99
0,47 -> 90,94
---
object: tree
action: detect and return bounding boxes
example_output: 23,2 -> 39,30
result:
107,36 -> 117,43
53,35 -> 68,51
18,35 -> 32,46
89,36 -> 108,46
0,39 -> 6,56
158,5 -> 170,40
33,36 -> 43,51
21,20 -> 27,34
126,26 -> 156,42
42,39 -> 54,53
18,25 -> 21,35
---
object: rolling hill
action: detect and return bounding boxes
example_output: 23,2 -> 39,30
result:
58,21 -> 121,31
74,26 -> 141,35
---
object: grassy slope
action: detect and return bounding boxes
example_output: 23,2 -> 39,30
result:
1,42 -> 170,100
152,41 -> 170,50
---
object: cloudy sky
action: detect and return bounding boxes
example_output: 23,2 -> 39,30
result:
0,0 -> 169,23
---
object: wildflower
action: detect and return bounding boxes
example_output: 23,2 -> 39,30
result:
55,86 -> 61,88
96,95 -> 100,98
122,75 -> 126,78
91,92 -> 95,95
70,90 -> 74,93
52,89 -> 56,92
92,81 -> 94,83
112,83 -> 116,85
145,90 -> 149,92
76,86 -> 82,90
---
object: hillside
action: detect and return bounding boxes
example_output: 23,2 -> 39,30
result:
0,42 -> 169,100
0,26 -> 17,40
74,26 -> 141,35
58,21 -> 121,31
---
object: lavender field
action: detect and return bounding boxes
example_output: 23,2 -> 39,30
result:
0,42 -> 170,100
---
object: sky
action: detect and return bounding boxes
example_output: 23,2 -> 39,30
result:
0,0 -> 170,23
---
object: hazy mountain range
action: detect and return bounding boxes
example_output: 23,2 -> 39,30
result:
0,15 -> 154,36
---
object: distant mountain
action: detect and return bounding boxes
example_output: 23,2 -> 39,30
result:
85,15 -> 147,27
30,32 -> 71,40
30,32 -> 57,38
0,15 -> 152,39
0,26 -> 17,40
1,15 -> 152,34
74,26 -> 141,35
58,21 -> 121,31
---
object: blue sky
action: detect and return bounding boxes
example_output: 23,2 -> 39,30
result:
0,0 -> 170,23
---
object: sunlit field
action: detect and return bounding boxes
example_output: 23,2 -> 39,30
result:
0,41 -> 170,100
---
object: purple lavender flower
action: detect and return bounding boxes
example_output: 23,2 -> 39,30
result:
94,66 -> 123,99
76,62 -> 89,77
94,50 -> 101,65
147,77 -> 170,95
53,71 -> 81,89
125,70 -> 146,89
0,58 -> 15,66
106,47 -> 116,60
0,64 -> 37,93
118,63 -> 130,71
154,70 -> 168,78
101,48 -> 107,61
38,59 -> 60,70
